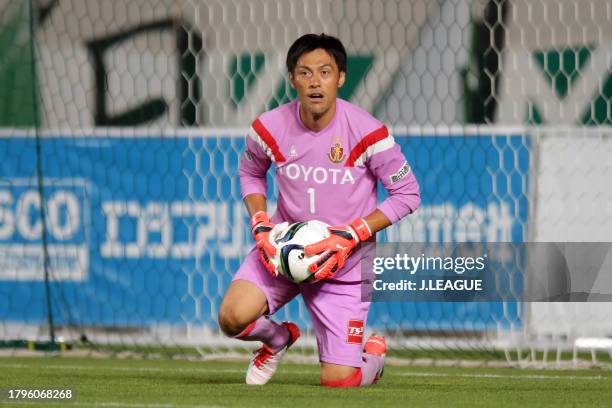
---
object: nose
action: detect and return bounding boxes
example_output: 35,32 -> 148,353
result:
308,72 -> 321,87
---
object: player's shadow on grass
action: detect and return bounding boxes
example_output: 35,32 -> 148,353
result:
264,379 -> 320,387
166,375 -> 247,385
87,372 -> 243,386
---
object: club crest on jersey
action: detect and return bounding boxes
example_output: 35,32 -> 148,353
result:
327,138 -> 345,163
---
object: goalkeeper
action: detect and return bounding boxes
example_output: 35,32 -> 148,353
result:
218,33 -> 420,387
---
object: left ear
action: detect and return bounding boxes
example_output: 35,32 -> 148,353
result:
338,71 -> 346,88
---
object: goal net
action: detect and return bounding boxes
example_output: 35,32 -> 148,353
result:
0,0 -> 610,365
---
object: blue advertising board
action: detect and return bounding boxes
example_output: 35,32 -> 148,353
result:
0,131 -> 528,332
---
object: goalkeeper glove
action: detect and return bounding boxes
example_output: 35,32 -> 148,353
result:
304,218 -> 372,280
251,211 -> 278,276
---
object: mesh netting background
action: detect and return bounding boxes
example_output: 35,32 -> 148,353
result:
0,0 -> 611,360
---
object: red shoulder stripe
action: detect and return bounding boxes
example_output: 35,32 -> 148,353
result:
251,118 -> 286,162
344,126 -> 389,167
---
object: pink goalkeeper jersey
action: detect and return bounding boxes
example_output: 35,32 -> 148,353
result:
239,98 -> 420,281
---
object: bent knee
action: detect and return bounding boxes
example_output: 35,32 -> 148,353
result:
320,366 -> 362,387
218,305 -> 254,337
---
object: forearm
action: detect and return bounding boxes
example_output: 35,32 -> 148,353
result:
362,209 -> 391,235
243,193 -> 268,218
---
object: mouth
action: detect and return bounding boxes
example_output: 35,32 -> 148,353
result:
307,93 -> 324,103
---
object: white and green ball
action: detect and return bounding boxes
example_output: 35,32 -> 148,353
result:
272,220 -> 330,283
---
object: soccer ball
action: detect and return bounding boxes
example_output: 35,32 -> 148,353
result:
272,220 -> 330,283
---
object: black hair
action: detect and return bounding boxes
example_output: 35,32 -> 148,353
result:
286,33 -> 347,74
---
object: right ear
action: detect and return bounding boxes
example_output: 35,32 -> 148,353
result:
288,72 -> 296,89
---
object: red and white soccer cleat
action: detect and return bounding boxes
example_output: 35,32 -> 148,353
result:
246,322 -> 300,385
364,335 -> 386,356
364,335 -> 386,383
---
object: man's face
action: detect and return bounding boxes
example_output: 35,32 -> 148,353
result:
289,48 -> 345,119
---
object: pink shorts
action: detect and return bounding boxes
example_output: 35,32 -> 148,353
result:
233,249 -> 370,367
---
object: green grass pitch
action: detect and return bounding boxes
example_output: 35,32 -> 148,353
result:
0,357 -> 611,407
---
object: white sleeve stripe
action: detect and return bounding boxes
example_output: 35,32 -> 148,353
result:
248,126 -> 277,163
352,135 -> 395,166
